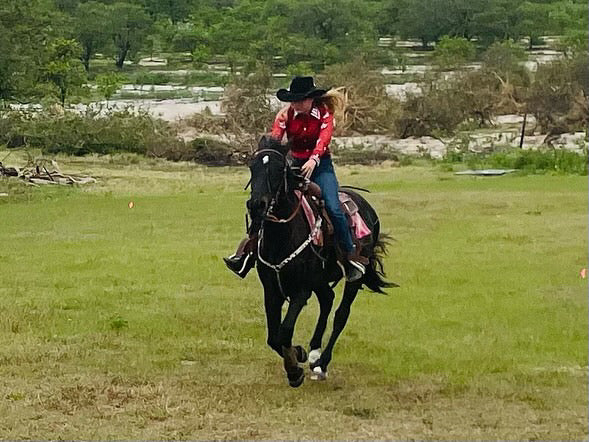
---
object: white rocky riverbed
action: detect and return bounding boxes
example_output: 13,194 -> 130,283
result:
331,131 -> 587,160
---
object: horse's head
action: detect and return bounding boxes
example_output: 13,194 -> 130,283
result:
247,136 -> 302,222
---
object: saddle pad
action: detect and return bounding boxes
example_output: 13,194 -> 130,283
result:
338,192 -> 372,239
295,190 -> 323,246
296,190 -> 371,244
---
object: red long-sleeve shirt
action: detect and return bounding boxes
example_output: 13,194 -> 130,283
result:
271,104 -> 334,161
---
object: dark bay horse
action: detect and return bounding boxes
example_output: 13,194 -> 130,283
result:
247,136 -> 394,387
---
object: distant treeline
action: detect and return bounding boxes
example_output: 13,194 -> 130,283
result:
1,0 -> 588,103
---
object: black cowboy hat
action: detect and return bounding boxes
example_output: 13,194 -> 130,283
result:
276,76 -> 327,102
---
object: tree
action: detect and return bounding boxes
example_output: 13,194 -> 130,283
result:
471,0 -> 522,46
43,39 -> 87,106
547,0 -> 589,34
433,36 -> 476,69
558,30 -> 589,56
141,0 -> 193,24
54,0 -> 79,14
396,0 -> 452,48
0,0 -> 68,101
246,0 -> 378,70
517,1 -> 551,49
0,29 -> 19,102
372,0 -> 401,36
285,62 -> 314,78
548,1 -> 589,54
110,2 -> 152,69
444,0 -> 486,40
208,10 -> 260,56
264,0 -> 376,49
75,1 -> 112,72
96,72 -> 126,104
171,22 -> 208,53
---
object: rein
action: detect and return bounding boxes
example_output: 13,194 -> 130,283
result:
252,147 -> 320,300
265,194 -> 302,223
253,148 -> 302,224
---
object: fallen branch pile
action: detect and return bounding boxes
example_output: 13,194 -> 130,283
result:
0,158 -> 96,187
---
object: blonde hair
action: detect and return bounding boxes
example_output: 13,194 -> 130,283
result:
316,87 -> 347,128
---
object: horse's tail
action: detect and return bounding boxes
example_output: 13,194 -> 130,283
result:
363,231 -> 399,294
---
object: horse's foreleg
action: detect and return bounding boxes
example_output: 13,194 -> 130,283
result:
264,289 -> 284,357
311,281 -> 360,377
309,284 -> 335,359
279,293 -> 311,387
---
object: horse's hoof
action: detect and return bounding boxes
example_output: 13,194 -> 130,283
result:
295,346 -> 308,363
310,365 -> 327,381
308,348 -> 321,365
287,367 -> 305,388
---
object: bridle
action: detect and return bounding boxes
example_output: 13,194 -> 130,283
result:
252,148 -> 302,224
250,147 -> 322,301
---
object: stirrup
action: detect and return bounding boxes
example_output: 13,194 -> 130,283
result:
346,260 -> 365,282
223,253 -> 254,278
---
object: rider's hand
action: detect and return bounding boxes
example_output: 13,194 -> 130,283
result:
301,158 -> 317,179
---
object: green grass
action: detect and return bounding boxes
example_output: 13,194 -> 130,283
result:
0,152 -> 587,439
442,147 -> 588,175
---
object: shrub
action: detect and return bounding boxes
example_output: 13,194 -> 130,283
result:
130,71 -> 173,85
218,64 -> 276,151
398,65 -> 528,138
481,40 -> 528,82
525,56 -> 588,134
96,72 -> 126,101
332,144 -> 400,165
0,108 -> 184,157
489,149 -> 588,175
397,78 -> 470,137
188,137 -> 244,166
182,71 -> 228,87
442,147 -> 588,175
318,57 -> 402,135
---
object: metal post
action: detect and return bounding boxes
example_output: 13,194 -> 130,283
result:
519,113 -> 527,149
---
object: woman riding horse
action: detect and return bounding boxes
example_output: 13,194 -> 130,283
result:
224,76 -> 366,282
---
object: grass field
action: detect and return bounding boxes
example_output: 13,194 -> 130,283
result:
0,152 -> 587,439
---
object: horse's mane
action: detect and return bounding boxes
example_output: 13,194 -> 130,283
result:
257,135 -> 289,156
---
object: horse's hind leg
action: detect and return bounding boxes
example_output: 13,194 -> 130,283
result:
309,283 -> 335,365
278,292 -> 311,387
311,281 -> 360,378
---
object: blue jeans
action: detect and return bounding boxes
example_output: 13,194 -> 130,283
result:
310,156 -> 354,253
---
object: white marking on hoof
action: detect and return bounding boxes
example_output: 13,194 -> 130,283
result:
308,349 -> 321,365
310,366 -> 327,381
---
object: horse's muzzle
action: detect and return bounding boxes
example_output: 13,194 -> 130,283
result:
247,195 -> 271,221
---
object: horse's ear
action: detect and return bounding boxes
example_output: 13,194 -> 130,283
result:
278,140 -> 289,156
258,134 -> 272,151
259,134 -> 288,156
